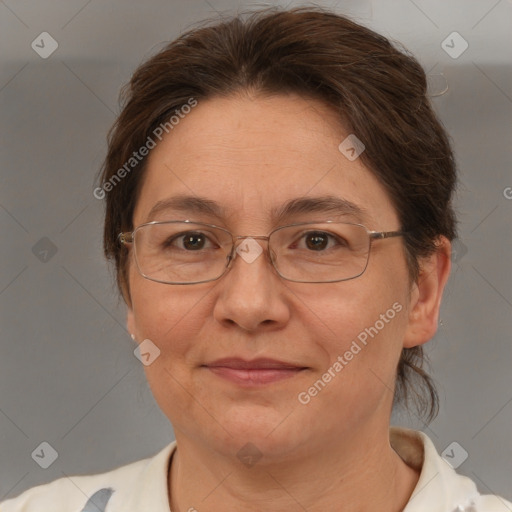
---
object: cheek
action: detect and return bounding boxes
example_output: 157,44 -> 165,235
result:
298,287 -> 408,417
127,255 -> 182,345
298,272 -> 409,386
296,269 -> 406,341
130,276 -> 209,353
128,274 -> 214,420
290,296 -> 407,436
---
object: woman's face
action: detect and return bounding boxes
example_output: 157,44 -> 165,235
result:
127,93 -> 422,460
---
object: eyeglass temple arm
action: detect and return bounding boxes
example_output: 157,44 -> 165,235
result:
369,230 -> 406,240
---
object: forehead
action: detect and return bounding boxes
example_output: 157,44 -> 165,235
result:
133,93 -> 399,230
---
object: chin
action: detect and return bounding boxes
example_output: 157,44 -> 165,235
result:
211,407 -> 308,459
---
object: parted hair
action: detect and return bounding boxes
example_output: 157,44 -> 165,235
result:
98,6 -> 457,422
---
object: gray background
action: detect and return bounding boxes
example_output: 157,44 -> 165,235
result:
1,0 -> 511,503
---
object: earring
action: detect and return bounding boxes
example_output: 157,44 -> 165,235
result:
130,333 -> 136,340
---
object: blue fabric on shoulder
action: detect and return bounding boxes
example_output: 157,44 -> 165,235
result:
80,488 -> 115,512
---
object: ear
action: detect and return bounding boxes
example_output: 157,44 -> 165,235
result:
403,237 -> 452,348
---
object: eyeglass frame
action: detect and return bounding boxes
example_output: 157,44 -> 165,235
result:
118,219 -> 406,285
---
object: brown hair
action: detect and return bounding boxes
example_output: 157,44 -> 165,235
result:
98,6 -> 457,422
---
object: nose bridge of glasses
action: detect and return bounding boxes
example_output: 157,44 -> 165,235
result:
230,234 -> 269,253
233,234 -> 270,243
228,235 -> 273,268
230,235 -> 271,255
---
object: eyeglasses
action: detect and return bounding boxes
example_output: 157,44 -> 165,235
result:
118,220 -> 405,285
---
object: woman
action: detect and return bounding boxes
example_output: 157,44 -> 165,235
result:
2,6 -> 510,512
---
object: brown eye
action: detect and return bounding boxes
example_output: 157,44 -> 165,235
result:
298,230 -> 347,252
164,231 -> 211,251
181,233 -> 207,250
305,232 -> 329,251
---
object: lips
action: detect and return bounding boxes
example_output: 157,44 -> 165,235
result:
204,357 -> 305,370
203,358 -> 308,386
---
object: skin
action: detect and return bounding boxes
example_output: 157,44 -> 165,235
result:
126,92 -> 452,511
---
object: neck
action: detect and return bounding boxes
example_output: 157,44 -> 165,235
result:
168,424 -> 420,512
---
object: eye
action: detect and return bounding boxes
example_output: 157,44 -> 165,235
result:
296,230 -> 347,251
164,231 -> 216,251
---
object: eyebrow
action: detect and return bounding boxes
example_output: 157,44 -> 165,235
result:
145,194 -> 369,225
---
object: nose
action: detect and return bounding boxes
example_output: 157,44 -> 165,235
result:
212,237 -> 291,332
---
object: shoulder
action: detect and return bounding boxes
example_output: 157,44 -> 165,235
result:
390,427 -> 512,512
0,441 -> 176,512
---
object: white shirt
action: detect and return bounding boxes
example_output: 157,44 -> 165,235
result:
1,427 -> 510,511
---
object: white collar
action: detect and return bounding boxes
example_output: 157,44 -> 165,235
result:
390,427 -> 481,511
